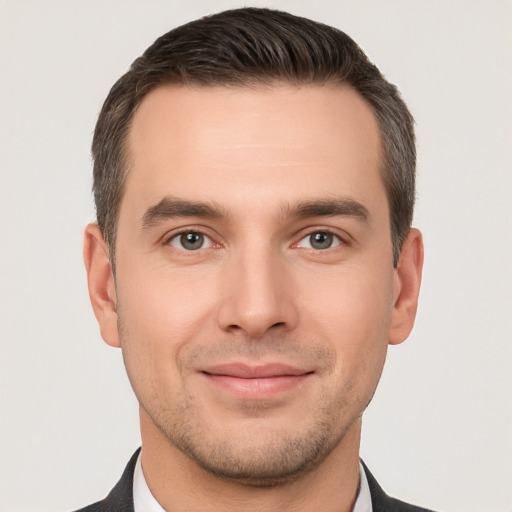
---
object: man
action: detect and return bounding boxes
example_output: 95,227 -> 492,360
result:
79,7 -> 427,512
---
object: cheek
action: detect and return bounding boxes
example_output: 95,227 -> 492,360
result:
300,265 -> 393,377
113,261 -> 223,390
301,262 -> 394,331
116,260 -> 218,338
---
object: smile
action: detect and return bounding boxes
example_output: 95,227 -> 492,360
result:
200,363 -> 314,399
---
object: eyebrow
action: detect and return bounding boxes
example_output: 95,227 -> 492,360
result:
285,198 -> 370,223
141,196 -> 370,229
142,197 -> 225,229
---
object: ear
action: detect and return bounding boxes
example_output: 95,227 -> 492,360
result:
389,228 -> 424,345
83,223 -> 120,348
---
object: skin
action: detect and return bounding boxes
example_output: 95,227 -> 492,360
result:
84,84 -> 423,512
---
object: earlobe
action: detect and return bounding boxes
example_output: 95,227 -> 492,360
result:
389,228 -> 424,345
83,223 -> 121,348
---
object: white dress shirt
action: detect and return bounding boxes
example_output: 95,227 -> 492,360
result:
133,453 -> 372,512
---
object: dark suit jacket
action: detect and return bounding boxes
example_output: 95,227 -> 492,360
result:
74,449 -> 435,512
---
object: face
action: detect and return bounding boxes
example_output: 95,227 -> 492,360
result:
86,84 -> 422,485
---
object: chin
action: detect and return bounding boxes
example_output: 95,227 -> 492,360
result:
160,415 -> 351,487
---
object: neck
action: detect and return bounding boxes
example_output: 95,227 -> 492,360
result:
139,408 -> 362,512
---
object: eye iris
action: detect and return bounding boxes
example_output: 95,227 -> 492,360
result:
180,232 -> 204,250
310,232 -> 333,250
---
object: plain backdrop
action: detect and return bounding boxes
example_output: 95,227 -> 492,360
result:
0,1 -> 511,511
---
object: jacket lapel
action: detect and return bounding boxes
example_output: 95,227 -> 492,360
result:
361,460 -> 435,512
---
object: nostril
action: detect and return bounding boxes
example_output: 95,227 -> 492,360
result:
271,322 -> 285,329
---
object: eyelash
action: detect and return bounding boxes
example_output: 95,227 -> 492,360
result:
163,227 -> 348,254
164,228 -> 217,251
294,229 -> 346,251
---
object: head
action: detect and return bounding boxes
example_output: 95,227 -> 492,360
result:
85,7 -> 423,488
92,7 -> 415,269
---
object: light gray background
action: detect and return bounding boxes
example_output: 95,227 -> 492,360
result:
1,1 -> 511,511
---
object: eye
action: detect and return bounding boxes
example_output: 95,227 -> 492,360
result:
296,231 -> 342,250
168,231 -> 213,251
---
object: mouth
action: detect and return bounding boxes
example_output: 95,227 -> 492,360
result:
200,363 -> 314,399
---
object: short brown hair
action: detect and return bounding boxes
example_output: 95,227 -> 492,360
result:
92,7 -> 415,267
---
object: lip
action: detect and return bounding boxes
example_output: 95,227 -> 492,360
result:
200,363 -> 314,399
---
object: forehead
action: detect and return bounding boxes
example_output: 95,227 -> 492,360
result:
122,84 -> 384,217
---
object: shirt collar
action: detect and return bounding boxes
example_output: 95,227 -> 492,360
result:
133,453 -> 166,512
355,461 -> 373,512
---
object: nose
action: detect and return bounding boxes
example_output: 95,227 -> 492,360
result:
216,246 -> 299,338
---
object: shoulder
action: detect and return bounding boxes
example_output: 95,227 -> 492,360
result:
382,497 -> 435,512
362,461 -> 437,512
71,449 -> 140,512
